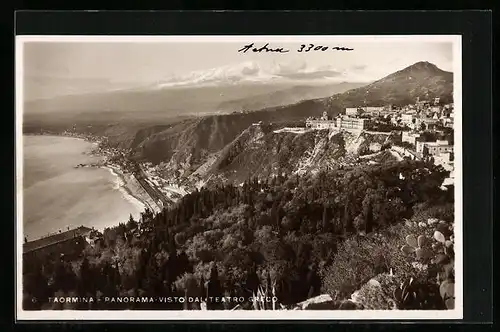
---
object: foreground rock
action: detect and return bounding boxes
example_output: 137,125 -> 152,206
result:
294,294 -> 338,310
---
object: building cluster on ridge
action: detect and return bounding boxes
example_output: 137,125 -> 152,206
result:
305,96 -> 455,171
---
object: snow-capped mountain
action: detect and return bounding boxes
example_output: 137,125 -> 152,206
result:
144,61 -> 370,89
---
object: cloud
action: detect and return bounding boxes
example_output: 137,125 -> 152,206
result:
266,61 -> 343,80
276,69 -> 343,80
240,65 -> 259,76
351,64 -> 367,72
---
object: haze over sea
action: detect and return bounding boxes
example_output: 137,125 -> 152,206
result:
22,135 -> 144,240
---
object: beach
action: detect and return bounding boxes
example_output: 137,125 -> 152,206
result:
103,164 -> 162,215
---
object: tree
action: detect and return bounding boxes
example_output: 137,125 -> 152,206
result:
22,260 -> 48,310
199,275 -> 206,299
244,264 -> 260,294
362,196 -> 374,233
53,259 -> 76,293
78,256 -> 93,298
322,205 -> 329,231
206,263 -> 223,309
343,195 -> 355,234
174,273 -> 200,310
126,214 -> 138,232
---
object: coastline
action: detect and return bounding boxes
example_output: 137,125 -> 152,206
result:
24,133 -> 159,232
102,164 -> 161,216
104,165 -> 149,213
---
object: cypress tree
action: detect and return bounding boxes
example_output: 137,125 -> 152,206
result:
364,199 -> 374,233
322,205 -> 328,231
245,264 -> 260,294
207,263 -> 223,309
199,275 -> 206,299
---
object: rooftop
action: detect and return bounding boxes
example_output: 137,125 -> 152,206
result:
424,141 -> 452,147
23,226 -> 93,254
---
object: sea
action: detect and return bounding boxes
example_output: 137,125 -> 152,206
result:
21,135 -> 145,240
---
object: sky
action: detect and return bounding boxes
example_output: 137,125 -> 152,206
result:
21,37 -> 454,99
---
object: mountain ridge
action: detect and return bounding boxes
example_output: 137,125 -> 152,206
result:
323,61 -> 453,108
24,61 -> 453,176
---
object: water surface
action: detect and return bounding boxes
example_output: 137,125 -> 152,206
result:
22,135 -> 143,240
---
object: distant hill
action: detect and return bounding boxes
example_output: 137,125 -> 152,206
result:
123,61 -> 452,164
25,61 -> 453,174
324,61 -> 453,109
216,82 -> 366,112
125,104 -> 324,165
23,81 -> 366,123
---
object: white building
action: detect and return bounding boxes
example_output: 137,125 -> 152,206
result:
401,114 -> 417,128
306,114 -> 369,133
433,152 -> 454,172
345,107 -> 362,117
363,106 -> 385,116
418,140 -> 454,156
431,106 -> 441,114
305,119 -> 337,130
419,118 -> 440,130
402,131 -> 421,145
442,117 -> 454,128
336,116 -> 369,132
305,111 -> 337,129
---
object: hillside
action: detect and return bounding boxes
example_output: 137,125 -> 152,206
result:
324,61 -> 453,108
22,159 -> 454,311
216,82 -> 366,112
118,61 -> 452,167
165,125 -> 401,188
124,100 -> 330,165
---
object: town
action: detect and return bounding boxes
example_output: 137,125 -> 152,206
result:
305,96 -> 454,177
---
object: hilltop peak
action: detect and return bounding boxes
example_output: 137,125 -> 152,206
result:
377,61 -> 450,83
398,61 -> 443,74
326,61 -> 453,107
411,61 -> 438,67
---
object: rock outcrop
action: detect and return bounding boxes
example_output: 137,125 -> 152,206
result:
293,271 -> 400,310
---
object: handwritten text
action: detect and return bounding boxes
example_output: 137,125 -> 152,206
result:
238,43 -> 353,54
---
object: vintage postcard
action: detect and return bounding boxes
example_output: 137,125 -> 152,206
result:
16,35 -> 462,320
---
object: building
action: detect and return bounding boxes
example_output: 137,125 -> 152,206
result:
402,131 -> 421,145
416,99 -> 429,110
305,111 -> 336,129
421,140 -> 454,157
391,114 -> 402,126
336,116 -> 369,132
430,106 -> 441,114
23,226 -> 93,261
433,151 -> 454,171
416,139 -> 426,154
442,117 -> 454,128
345,106 -> 389,117
363,106 -> 385,116
419,118 -> 440,130
401,113 -> 417,128
305,119 -> 336,130
306,113 -> 369,133
345,107 -> 362,117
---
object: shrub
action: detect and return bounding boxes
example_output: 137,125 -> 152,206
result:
396,218 -> 455,309
321,223 -> 428,301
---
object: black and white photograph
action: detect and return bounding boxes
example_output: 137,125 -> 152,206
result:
16,35 -> 462,320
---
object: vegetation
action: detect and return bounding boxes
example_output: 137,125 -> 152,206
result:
23,159 -> 453,310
